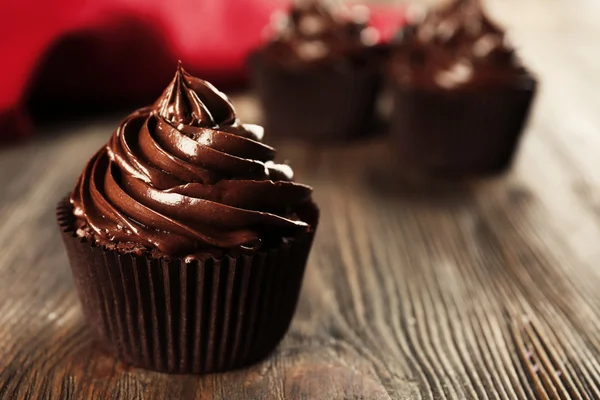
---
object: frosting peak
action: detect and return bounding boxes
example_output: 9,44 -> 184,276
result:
71,64 -> 314,257
156,62 -> 236,127
392,0 -> 526,89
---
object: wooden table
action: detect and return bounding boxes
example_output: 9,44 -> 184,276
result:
2,0 -> 600,398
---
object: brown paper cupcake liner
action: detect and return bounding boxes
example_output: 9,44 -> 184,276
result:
57,199 -> 318,374
248,51 -> 382,142
388,75 -> 537,176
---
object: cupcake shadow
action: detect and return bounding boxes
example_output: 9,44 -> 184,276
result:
368,171 -> 474,208
360,138 -> 510,208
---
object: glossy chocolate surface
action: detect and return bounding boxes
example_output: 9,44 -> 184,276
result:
71,64 -> 314,257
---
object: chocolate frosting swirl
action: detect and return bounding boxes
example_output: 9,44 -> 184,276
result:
391,0 -> 527,89
71,63 -> 314,257
261,0 -> 379,67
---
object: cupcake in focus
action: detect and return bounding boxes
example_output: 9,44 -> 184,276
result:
57,63 -> 319,374
388,0 -> 537,176
249,0 -> 383,142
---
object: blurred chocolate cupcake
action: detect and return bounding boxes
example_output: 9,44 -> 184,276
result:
388,0 -> 537,176
57,63 -> 319,374
249,0 -> 383,142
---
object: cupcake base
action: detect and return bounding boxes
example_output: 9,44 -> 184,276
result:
388,76 -> 537,176
57,199 -> 318,374
248,51 -> 382,142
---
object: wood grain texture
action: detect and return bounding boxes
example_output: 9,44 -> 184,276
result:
2,0 -> 600,398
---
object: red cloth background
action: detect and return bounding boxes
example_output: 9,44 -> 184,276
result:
0,0 -> 404,142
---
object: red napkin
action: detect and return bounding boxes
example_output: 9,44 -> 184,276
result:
0,0 -> 404,142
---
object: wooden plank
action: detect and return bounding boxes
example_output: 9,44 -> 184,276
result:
1,0 -> 600,398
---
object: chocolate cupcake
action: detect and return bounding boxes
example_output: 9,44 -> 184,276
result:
388,0 -> 537,175
57,63 -> 319,374
249,0 -> 383,142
